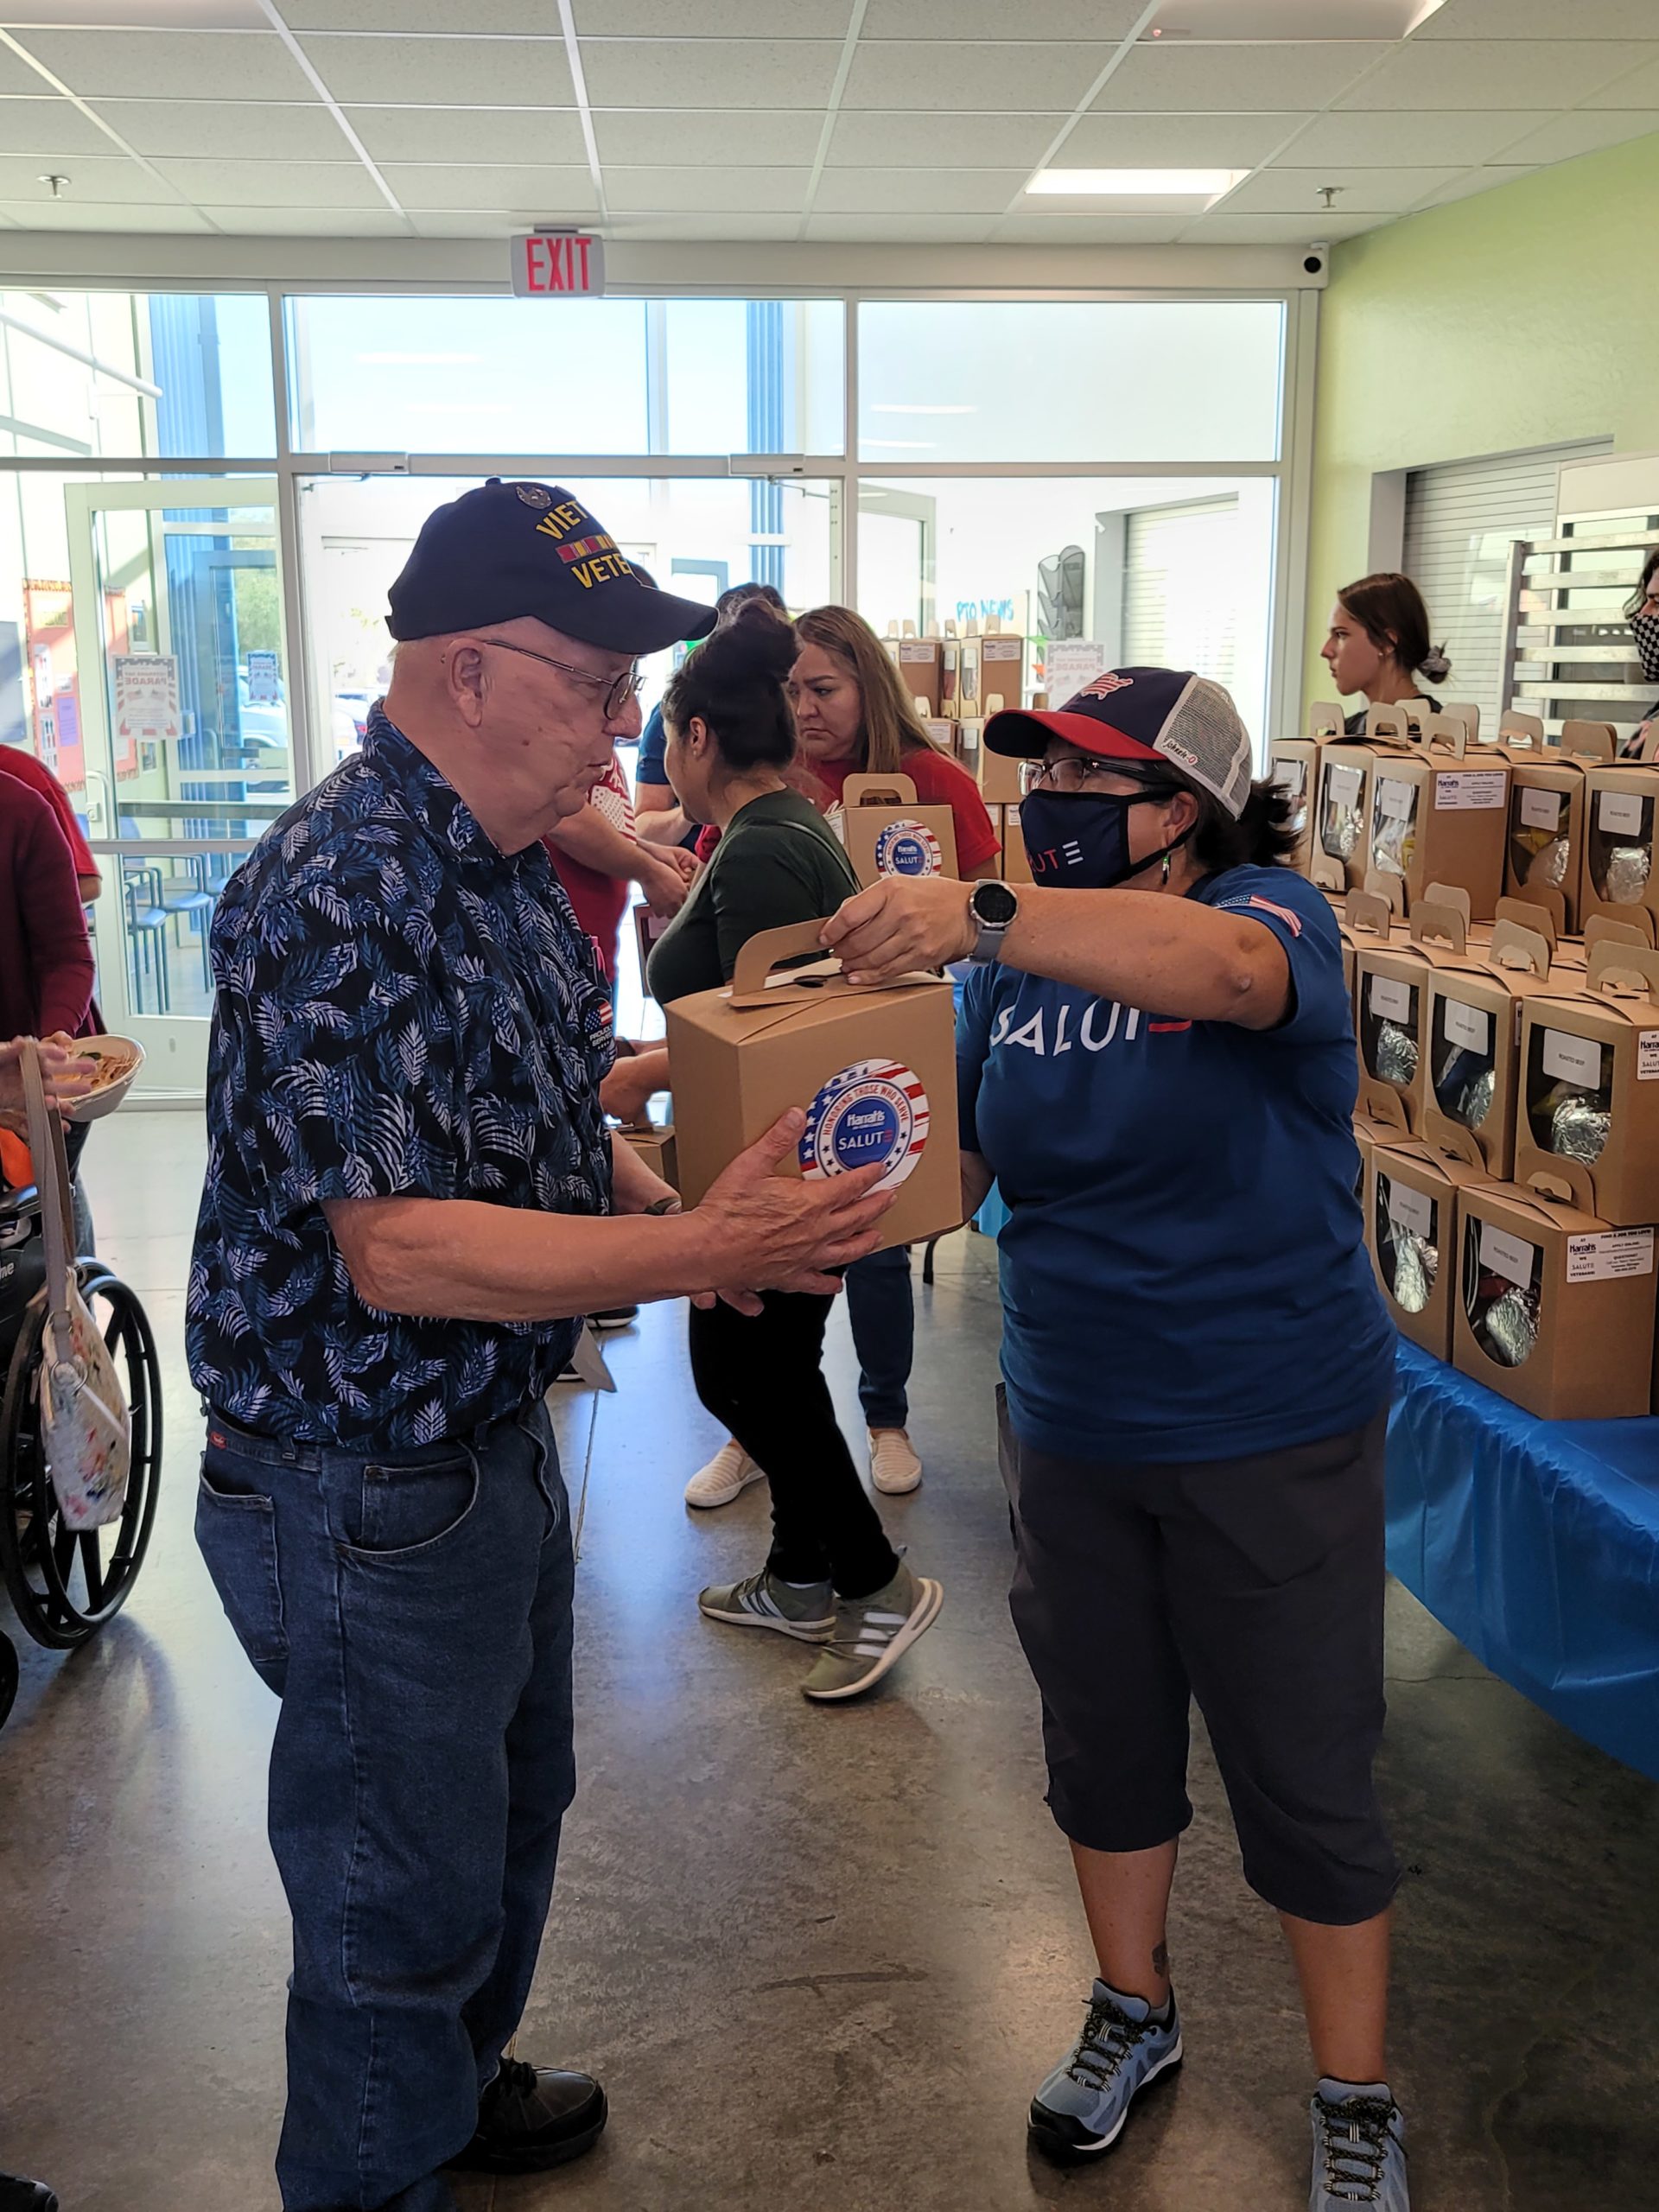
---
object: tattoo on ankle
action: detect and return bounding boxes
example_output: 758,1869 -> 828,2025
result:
1152,1942 -> 1169,1980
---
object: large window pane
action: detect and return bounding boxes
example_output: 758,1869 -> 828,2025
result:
857,474 -> 1276,751
857,302 -> 1284,464
286,296 -> 844,456
0,290 -> 275,460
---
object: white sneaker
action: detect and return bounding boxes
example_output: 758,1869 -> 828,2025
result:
684,1440 -> 765,1510
869,1427 -> 922,1496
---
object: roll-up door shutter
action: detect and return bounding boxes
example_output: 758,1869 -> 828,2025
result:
1123,498 -> 1238,691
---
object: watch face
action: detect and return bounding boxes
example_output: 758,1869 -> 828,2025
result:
974,880 -> 1019,925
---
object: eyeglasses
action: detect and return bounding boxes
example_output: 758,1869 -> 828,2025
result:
474,636 -> 641,718
1019,756 -> 1169,798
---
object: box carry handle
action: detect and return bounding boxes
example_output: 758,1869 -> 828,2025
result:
1308,700 -> 1344,737
1526,1165 -> 1592,1211
1488,917 -> 1552,978
1560,718 -> 1619,762
1411,899 -> 1467,954
728,918 -> 841,999
842,772 -> 920,809
1586,938 -> 1659,1005
1344,888 -> 1395,938
1498,711 -> 1544,750
1584,912 -> 1656,954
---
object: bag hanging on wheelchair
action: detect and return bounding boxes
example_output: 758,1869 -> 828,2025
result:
20,1041 -> 130,1530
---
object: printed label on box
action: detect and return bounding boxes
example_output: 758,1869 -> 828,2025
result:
1481,1223 -> 1538,1288
1599,790 -> 1646,835
1385,1179 -> 1434,1242
799,1058 -> 929,1192
1434,770 -> 1507,811
1639,1030 -> 1659,1080
1376,775 -> 1414,819
1326,764 -> 1363,806
1273,758 -> 1306,801
873,818 -> 944,879
1518,786 -> 1563,830
1369,975 -> 1414,1022
1565,1228 -> 1656,1283
1541,1029 -> 1602,1087
899,642 -> 936,664
1443,998 -> 1491,1053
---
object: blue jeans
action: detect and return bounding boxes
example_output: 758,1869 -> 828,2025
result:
194,1400 -> 575,2212
845,1245 -> 913,1431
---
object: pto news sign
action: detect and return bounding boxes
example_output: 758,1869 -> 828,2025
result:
511,233 -> 605,298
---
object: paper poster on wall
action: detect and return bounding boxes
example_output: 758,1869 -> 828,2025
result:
246,650 -> 281,704
113,653 -> 181,745
1044,639 -> 1108,702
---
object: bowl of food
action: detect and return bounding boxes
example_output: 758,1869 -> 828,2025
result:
67,1036 -> 145,1122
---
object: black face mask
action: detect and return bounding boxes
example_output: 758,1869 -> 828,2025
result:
1631,608 -> 1659,686
1019,787 -> 1194,891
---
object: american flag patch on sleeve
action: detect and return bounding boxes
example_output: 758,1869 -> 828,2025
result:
1219,892 -> 1304,936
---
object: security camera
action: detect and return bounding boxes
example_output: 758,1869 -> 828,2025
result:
1302,242 -> 1328,275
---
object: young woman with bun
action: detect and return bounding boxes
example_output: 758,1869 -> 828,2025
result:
1319,572 -> 1451,735
640,599 -> 945,1705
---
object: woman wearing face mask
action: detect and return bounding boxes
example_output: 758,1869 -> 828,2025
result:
821,668 -> 1408,2212
1622,550 -> 1659,755
1321,572 -> 1451,734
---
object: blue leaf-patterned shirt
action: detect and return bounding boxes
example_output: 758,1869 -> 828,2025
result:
188,705 -> 615,1449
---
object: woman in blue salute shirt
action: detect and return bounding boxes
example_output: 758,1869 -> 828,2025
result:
822,669 -> 1408,2212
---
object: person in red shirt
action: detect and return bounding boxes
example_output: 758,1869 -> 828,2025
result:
0,744 -> 101,904
0,778 -> 94,1044
543,748 -> 693,986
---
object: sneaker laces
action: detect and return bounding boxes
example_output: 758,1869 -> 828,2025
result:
485,2056 -> 537,2108
1314,2092 -> 1397,2202
1065,1993 -> 1156,2094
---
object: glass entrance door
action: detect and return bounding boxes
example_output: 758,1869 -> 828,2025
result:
64,479 -> 294,1096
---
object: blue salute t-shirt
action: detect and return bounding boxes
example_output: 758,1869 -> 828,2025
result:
958,864 -> 1394,1465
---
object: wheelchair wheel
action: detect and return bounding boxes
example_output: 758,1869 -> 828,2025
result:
0,1266 -> 163,1651
0,1630 -> 16,1726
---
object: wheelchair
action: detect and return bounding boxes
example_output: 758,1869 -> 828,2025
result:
0,1173 -> 162,1726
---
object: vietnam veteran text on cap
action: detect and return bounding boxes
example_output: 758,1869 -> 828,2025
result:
387,480 -> 719,656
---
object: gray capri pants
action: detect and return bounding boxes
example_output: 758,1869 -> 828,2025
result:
996,1389 -> 1398,1927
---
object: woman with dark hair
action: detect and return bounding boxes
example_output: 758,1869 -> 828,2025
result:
1320,571 -> 1450,735
643,601 -> 944,1705
634,581 -> 791,850
1624,548 -> 1659,753
821,666 -> 1408,2210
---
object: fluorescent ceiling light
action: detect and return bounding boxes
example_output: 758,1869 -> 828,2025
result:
1141,0 -> 1444,36
1027,168 -> 1246,197
871,404 -> 977,416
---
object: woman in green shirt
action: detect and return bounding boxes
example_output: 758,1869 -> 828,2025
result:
645,603 -> 944,1704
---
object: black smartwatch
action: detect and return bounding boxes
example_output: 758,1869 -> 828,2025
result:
968,879 -> 1020,964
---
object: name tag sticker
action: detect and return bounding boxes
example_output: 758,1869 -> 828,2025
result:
1385,1181 -> 1434,1242
1434,771 -> 1507,811
1565,1228 -> 1655,1284
1640,1031 -> 1659,1081
1369,975 -> 1414,1022
1481,1223 -> 1537,1288
1442,998 -> 1491,1053
1518,786 -> 1563,830
1599,790 -> 1645,836
1376,775 -> 1414,819
1541,1030 -> 1602,1087
1326,764 -> 1363,806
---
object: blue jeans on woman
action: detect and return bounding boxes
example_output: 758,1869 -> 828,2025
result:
846,1244 -> 913,1432
194,1398 -> 575,2212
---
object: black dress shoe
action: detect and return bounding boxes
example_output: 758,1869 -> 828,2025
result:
446,2057 -> 607,2174
0,2176 -> 59,2212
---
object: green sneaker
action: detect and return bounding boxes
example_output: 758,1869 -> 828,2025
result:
800,1561 -> 944,1702
698,1567 -> 835,1643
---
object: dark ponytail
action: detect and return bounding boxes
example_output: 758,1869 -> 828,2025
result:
662,600 -> 798,772
1111,764 -> 1303,873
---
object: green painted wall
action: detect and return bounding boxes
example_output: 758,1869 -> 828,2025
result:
1302,129 -> 1659,721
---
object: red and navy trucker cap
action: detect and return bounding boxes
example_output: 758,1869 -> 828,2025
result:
985,664 -> 1255,819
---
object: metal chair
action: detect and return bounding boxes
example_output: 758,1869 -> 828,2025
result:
122,866 -> 171,1014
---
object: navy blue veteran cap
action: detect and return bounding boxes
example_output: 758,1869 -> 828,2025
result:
985,664 -> 1255,819
387,480 -> 718,654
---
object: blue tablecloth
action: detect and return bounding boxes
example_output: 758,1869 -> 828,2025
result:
1387,1338 -> 1659,1779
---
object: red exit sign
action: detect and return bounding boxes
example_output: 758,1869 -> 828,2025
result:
511,232 -> 606,298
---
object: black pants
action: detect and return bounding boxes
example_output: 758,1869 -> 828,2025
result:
688,1292 -> 899,1601
998,1389 -> 1398,1927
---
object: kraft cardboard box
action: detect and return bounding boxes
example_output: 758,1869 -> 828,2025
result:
981,632 -> 1025,715
1002,803 -> 1033,884
1504,721 -> 1615,933
1351,899 -> 1487,1133
1366,1137 -> 1481,1361
1310,705 -> 1414,898
1268,727 -> 1335,879
897,637 -> 942,715
620,1122 -> 677,1191
1451,1177 -> 1656,1420
1363,715 -> 1510,920
1420,916 -> 1569,1180
1581,760 -> 1659,939
837,771 -> 959,888
1513,942 -> 1659,1228
1338,887 -> 1400,1026
664,919 -> 961,1255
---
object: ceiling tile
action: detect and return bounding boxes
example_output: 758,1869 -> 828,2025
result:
0,0 -> 263,21
153,156 -> 385,207
10,29 -> 315,101
92,98 -> 353,160
0,196 -> 213,230
594,109 -> 823,165
1180,208 -> 1390,243
814,166 -> 1027,213
842,41 -> 1109,111
573,0 -> 849,29
604,162 -> 808,212
200,203 -> 412,233
1336,41 -> 1649,111
283,0 -> 573,27
600,212 -> 804,239
1583,54 -> 1659,107
1271,109 -> 1559,166
1414,164 -> 1536,207
0,47 -> 54,92
0,94 -> 122,154
1061,110 -> 1310,166
299,35 -> 575,108
0,148 -> 181,201
862,0 -> 1146,35
1092,42 -> 1390,112
1220,163 -> 1464,213
1415,0 -> 1656,37
379,161 -> 596,211
823,110 -> 1060,168
803,210 -> 998,241
580,38 -> 842,108
347,105 -> 588,162
988,209 -> 1189,243
1493,111 -> 1659,166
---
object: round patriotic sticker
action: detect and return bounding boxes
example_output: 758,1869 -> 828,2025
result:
873,817 -> 944,878
799,1058 -> 930,1191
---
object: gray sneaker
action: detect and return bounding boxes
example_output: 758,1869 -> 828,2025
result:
697,1568 -> 834,1643
1309,2081 -> 1409,2209
799,1560 -> 943,1702
1028,1980 -> 1183,2164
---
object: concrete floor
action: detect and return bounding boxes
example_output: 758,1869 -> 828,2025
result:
3,1111 -> 1656,2211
